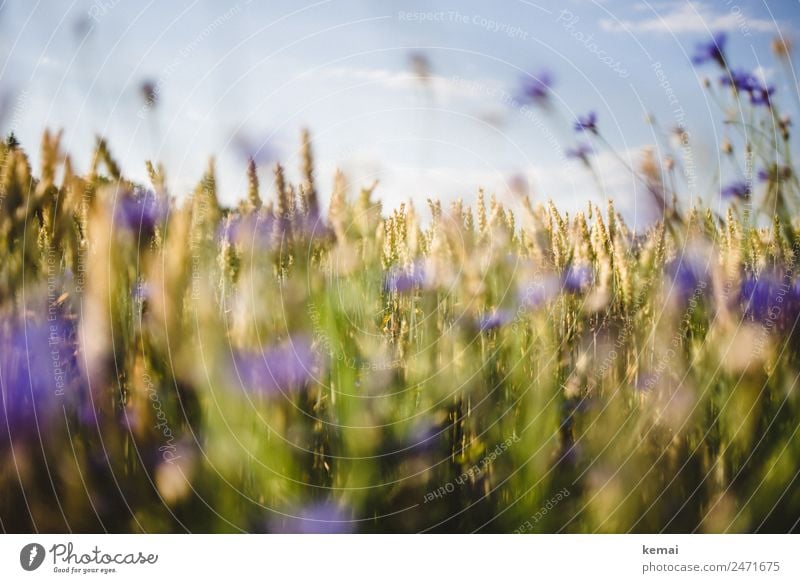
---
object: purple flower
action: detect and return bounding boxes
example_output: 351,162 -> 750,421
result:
721,180 -> 751,199
692,32 -> 727,67
220,212 -> 275,248
0,316 -> 77,444
384,263 -> 426,293
740,271 -> 800,326
562,395 -> 595,414
114,189 -> 167,237
563,264 -> 593,293
634,373 -> 659,393
518,276 -> 560,308
670,260 -> 699,292
479,309 -> 511,332
232,335 -> 316,396
272,502 -> 353,534
376,421 -> 446,470
574,111 -> 598,134
519,70 -> 554,104
720,70 -> 775,107
405,421 -> 443,455
721,69 -> 758,92
666,253 -> 712,302
565,143 -> 593,164
293,208 -> 334,244
556,442 -> 581,467
749,84 -> 775,107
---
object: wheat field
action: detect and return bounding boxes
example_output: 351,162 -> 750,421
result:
1,30 -> 800,534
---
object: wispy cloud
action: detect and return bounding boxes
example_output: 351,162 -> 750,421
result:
309,65 -> 497,104
315,66 -> 420,90
599,1 -> 779,35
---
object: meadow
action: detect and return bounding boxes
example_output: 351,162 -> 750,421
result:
1,33 -> 799,533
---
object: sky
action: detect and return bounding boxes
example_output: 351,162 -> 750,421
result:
0,0 -> 798,227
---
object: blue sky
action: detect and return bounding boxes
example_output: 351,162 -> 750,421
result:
0,0 -> 798,226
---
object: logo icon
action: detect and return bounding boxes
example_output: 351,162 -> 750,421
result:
20,543 -> 46,571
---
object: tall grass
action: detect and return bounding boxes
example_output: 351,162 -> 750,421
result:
1,33 -> 800,533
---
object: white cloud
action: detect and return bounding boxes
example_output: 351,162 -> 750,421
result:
306,65 -> 503,105
753,65 -> 775,84
316,66 -> 418,90
599,1 -> 779,35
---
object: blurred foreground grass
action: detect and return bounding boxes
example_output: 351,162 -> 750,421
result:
1,129 -> 799,533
